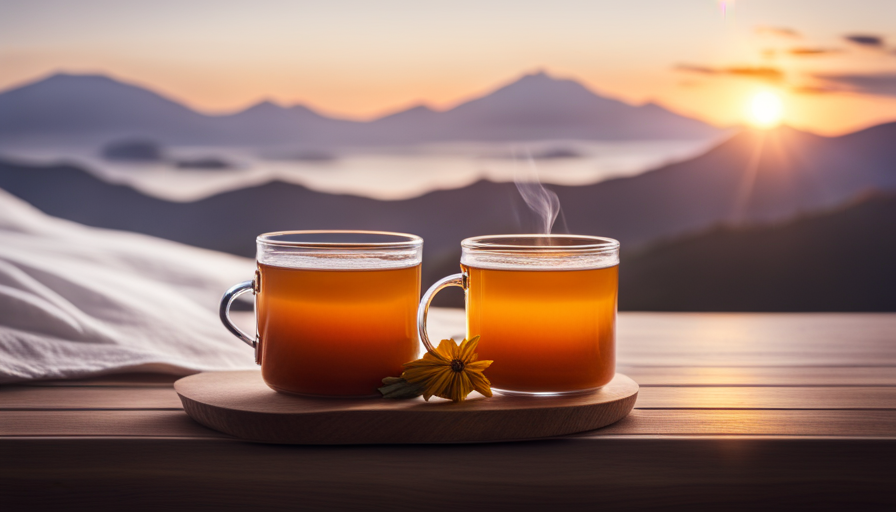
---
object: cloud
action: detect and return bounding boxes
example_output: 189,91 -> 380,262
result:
790,85 -> 840,95
788,47 -> 842,56
677,80 -> 703,88
675,64 -> 783,83
725,67 -> 784,82
755,26 -> 801,38
674,64 -> 717,75
814,72 -> 896,97
844,34 -> 884,47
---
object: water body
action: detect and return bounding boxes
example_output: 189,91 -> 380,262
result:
0,138 -> 721,202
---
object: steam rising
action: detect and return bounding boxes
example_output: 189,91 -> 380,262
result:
513,151 -> 563,234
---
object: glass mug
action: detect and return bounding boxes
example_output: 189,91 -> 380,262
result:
220,230 -> 423,397
418,235 -> 619,396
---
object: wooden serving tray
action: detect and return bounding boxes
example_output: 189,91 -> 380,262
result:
175,371 -> 638,444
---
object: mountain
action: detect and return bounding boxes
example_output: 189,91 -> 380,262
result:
619,193 -> 896,311
0,74 -> 219,145
557,123 -> 896,246
212,101 -> 362,146
1,155 -> 894,312
395,72 -> 720,141
0,159 -> 525,298
2,120 -> 896,303
1,118 -> 895,303
0,71 -> 720,146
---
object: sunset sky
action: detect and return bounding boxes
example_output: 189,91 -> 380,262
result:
2,0 -> 896,135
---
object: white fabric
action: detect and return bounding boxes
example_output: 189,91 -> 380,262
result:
0,188 -> 258,383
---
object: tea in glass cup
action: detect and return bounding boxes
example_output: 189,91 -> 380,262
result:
418,235 -> 619,395
221,231 -> 422,397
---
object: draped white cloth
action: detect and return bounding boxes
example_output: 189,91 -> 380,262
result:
0,189 -> 258,383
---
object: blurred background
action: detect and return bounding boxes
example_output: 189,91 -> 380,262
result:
1,0 -> 894,311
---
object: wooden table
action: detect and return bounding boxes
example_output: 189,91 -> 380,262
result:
3,309 -> 896,511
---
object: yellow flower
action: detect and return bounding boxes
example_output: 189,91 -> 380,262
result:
401,336 -> 493,402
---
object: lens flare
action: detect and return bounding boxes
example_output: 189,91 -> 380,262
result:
749,90 -> 784,128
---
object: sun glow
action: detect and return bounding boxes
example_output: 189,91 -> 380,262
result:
749,90 -> 784,128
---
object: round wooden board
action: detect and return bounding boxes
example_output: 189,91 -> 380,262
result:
175,371 -> 638,445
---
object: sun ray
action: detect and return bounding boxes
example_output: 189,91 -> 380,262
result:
731,131 -> 767,223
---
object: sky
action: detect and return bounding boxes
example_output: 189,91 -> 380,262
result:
2,0 -> 896,135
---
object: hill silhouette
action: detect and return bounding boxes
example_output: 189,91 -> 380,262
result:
620,193 -> 896,311
557,123 -> 896,246
1,122 -> 895,309
358,72 -> 720,143
0,71 -> 719,146
0,74 -> 220,145
0,158 -> 523,292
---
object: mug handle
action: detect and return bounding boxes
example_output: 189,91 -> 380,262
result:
219,270 -> 260,363
417,272 -> 466,354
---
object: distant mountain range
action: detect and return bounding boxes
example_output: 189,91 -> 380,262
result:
620,192 -> 896,311
0,71 -> 721,146
1,122 -> 895,310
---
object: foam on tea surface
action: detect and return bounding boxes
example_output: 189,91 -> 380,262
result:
260,250 -> 421,270
460,235 -> 619,271
257,231 -> 422,270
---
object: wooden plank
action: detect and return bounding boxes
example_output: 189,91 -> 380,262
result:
16,365 -> 896,388
1,437 -> 894,511
636,386 -> 896,410
3,409 -> 896,438
621,366 -> 896,386
4,383 -> 896,411
24,373 -> 183,387
588,409 -> 896,437
427,309 -> 896,367
617,312 -> 896,367
0,411 -> 226,438
0,386 -> 183,410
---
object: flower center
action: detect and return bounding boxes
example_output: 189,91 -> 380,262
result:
450,359 -> 465,372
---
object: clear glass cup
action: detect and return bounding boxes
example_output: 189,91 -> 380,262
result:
220,230 -> 423,397
418,234 -> 619,396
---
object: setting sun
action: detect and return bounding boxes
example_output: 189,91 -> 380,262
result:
749,91 -> 784,128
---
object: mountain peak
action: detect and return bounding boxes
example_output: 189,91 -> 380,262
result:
46,71 -> 112,81
373,103 -> 438,123
244,99 -> 287,113
401,104 -> 436,114
510,69 -> 566,86
521,69 -> 551,79
488,69 -> 608,102
226,100 -> 325,122
22,72 -> 124,90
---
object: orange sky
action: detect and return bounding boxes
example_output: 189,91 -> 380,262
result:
2,0 -> 896,135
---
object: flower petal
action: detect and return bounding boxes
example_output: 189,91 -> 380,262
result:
445,372 -> 464,402
467,370 -> 493,398
421,349 -> 450,364
465,360 -> 493,371
458,372 -> 476,401
402,365 -> 443,384
428,369 -> 455,399
459,336 -> 480,363
403,358 -> 448,370
436,338 -> 461,360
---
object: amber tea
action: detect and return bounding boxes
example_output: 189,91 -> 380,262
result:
418,234 -> 619,395
220,231 -> 423,397
464,264 -> 617,393
256,263 -> 420,396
